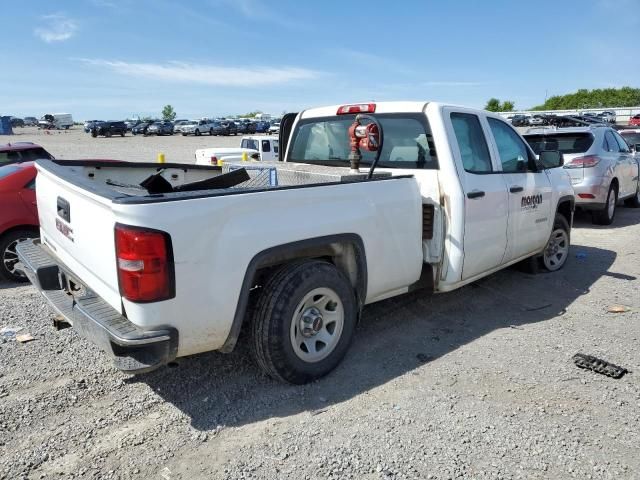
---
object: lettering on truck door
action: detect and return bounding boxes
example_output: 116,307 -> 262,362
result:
447,110 -> 509,280
486,117 -> 552,262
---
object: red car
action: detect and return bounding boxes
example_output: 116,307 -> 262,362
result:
0,162 -> 39,282
629,114 -> 640,127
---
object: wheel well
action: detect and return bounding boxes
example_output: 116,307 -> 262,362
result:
252,240 -> 366,303
611,178 -> 619,192
0,225 -> 39,241
556,200 -> 572,226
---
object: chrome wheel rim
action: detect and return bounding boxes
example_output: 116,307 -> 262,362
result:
543,228 -> 569,271
3,239 -> 27,278
607,190 -> 616,218
290,287 -> 344,363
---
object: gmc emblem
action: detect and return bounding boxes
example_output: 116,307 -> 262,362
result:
56,218 -> 74,242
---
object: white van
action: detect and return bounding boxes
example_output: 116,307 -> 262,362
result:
39,113 -> 74,130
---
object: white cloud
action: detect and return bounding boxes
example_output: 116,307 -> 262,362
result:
78,59 -> 320,87
34,14 -> 78,43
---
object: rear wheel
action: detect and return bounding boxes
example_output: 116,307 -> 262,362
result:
0,230 -> 37,282
106,131 -> 112,138
592,183 -> 617,225
251,260 -> 357,384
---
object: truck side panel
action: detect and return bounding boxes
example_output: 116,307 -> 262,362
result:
114,178 -> 424,356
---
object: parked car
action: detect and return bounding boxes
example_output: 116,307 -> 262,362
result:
23,117 -> 38,127
235,121 -> 248,135
241,120 -> 257,134
0,142 -> 54,166
17,101 -> 574,383
10,117 -> 25,128
146,121 -> 174,136
0,162 -> 39,281
220,120 -> 238,136
268,122 -> 281,135
180,119 -> 217,136
510,115 -> 529,127
529,115 -> 546,126
255,121 -> 270,133
132,122 -> 153,135
124,120 -> 141,131
524,125 -> 640,224
84,120 -> 104,133
628,114 -> 640,127
619,129 -> 640,152
172,120 -> 191,134
600,111 -> 616,124
91,121 -> 127,138
195,135 -> 280,165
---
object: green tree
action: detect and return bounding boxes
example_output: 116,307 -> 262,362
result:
238,110 -> 263,118
162,105 -> 177,121
501,100 -> 515,112
484,98 -> 501,112
531,87 -> 640,110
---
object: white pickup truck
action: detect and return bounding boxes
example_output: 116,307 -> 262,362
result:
194,136 -> 279,165
17,102 -> 574,384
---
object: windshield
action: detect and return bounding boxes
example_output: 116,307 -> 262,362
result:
524,132 -> 594,154
289,114 -> 438,169
620,131 -> 640,146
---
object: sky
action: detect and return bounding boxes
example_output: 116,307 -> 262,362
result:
1,0 -> 639,120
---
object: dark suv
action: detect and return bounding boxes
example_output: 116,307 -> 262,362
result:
0,142 -> 54,166
91,121 -> 127,138
220,120 -> 238,136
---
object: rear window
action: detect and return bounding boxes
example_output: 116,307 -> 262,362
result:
524,133 -> 594,154
620,131 -> 640,146
289,114 -> 438,169
18,148 -> 53,161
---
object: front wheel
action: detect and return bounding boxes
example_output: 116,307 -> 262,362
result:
251,260 -> 357,384
541,214 -> 570,272
195,129 -> 201,136
0,230 -> 38,282
592,183 -> 617,225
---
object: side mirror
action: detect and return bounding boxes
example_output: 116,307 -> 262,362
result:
635,144 -> 640,153
539,150 -> 564,168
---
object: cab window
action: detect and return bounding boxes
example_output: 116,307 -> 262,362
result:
487,118 -> 531,173
450,113 -> 492,173
261,140 -> 271,153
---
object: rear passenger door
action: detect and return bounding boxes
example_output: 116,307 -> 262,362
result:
447,110 -> 509,280
486,117 -> 553,262
611,130 -> 636,198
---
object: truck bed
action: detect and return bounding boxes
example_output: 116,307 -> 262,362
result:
41,160 -> 396,204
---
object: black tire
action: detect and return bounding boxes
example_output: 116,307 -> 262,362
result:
592,183 -> 618,225
120,131 -> 125,137
105,130 -> 112,138
91,130 -> 97,138
540,213 -> 570,272
0,230 -> 37,282
251,260 -> 357,384
623,184 -> 640,208
515,213 -> 570,274
195,129 -> 201,136
182,133 -> 187,136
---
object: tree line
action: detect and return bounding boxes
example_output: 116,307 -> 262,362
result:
484,87 -> 640,113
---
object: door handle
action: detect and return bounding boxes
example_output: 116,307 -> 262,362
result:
510,186 -> 524,193
467,190 -> 485,199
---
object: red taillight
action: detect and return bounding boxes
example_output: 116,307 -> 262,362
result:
210,155 -> 218,165
578,193 -> 596,199
565,155 -> 601,168
337,103 -> 376,115
115,224 -> 174,302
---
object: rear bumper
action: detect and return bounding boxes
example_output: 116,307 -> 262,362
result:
570,174 -> 609,208
16,239 -> 178,374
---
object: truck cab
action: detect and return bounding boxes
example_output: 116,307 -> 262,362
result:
240,136 -> 279,161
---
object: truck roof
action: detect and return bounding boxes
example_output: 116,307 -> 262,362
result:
301,101 -> 429,118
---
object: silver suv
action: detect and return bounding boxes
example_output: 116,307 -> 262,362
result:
524,126 -> 640,225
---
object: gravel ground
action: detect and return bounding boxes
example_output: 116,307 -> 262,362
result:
5,126 -> 254,164
1,205 -> 639,479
